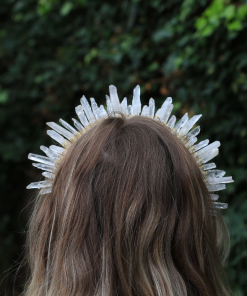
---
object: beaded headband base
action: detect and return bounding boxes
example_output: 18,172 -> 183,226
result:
27,85 -> 233,211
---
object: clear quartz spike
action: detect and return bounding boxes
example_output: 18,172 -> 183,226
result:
40,187 -> 52,195
80,95 -> 96,123
167,115 -> 176,129
121,98 -> 128,115
40,145 -> 58,159
163,103 -> 173,124
197,141 -> 221,159
132,85 -> 141,115
213,202 -> 228,209
109,85 -> 121,113
72,118 -> 83,131
174,113 -> 188,132
207,183 -> 226,192
186,126 -> 200,139
201,148 -> 219,164
141,105 -> 149,117
206,170 -> 226,178
46,122 -> 74,140
26,181 -> 51,189
193,139 -> 209,152
106,95 -> 113,114
75,105 -> 89,127
99,105 -> 108,118
90,98 -> 100,119
32,163 -> 54,172
155,97 -> 172,123
203,163 -> 216,170
42,172 -> 54,179
49,145 -> 64,154
207,177 -> 234,184
59,119 -> 77,135
28,153 -> 55,166
179,115 -> 202,136
187,136 -> 197,146
128,105 -> 133,115
47,130 -> 67,146
210,194 -> 219,201
149,98 -> 155,118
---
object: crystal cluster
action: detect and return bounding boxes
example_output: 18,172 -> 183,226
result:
27,85 -> 233,212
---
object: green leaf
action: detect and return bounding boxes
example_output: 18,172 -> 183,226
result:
227,20 -> 243,31
60,2 -> 74,16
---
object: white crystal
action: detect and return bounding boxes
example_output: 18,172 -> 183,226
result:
210,194 -> 219,201
27,181 -> 51,189
40,145 -> 58,159
75,105 -> 89,127
213,202 -> 228,209
179,115 -> 202,135
167,115 -> 176,129
203,163 -> 216,170
197,141 -> 221,159
46,122 -> 74,140
90,97 -> 100,119
187,136 -> 197,146
186,126 -> 200,139
109,85 -> 121,113
200,148 -> 219,163
174,113 -> 188,132
72,118 -> 83,131
141,105 -> 149,117
149,98 -> 155,118
47,130 -> 67,146
121,98 -> 128,115
132,85 -> 141,115
42,172 -> 54,179
155,97 -> 173,123
128,105 -> 133,115
80,95 -> 96,123
193,139 -> 209,152
207,183 -> 226,192
206,170 -> 226,178
49,145 -> 64,154
32,163 -> 54,172
99,105 -> 108,118
59,119 -> 78,135
106,95 -> 113,114
28,153 -> 55,166
40,187 -> 52,195
207,177 -> 233,184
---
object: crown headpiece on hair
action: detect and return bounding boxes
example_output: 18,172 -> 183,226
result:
27,85 -> 233,211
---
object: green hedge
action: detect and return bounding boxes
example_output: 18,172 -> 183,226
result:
0,0 -> 246,294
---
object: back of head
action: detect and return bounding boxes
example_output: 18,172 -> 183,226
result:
26,115 -> 232,296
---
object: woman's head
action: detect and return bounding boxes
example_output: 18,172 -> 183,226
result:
25,115 -> 232,296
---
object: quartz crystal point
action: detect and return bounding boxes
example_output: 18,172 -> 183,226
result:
47,130 -> 67,146
121,98 -> 128,115
40,187 -> 52,195
179,115 -> 202,136
32,163 -> 54,172
40,145 -> 57,159
26,181 -> 51,189
187,137 -> 197,146
200,148 -> 219,164
106,95 -> 113,114
75,105 -> 89,127
155,97 -> 173,123
206,170 -> 226,178
167,115 -> 176,129
207,183 -> 226,192
186,126 -> 200,140
80,95 -> 96,123
213,202 -> 228,209
59,119 -> 77,136
28,153 -> 55,166
193,139 -> 209,152
197,141 -> 220,159
210,194 -> 219,201
42,172 -> 54,179
132,85 -> 141,115
90,98 -> 100,119
109,85 -> 121,113
99,105 -> 108,118
141,105 -> 149,117
203,163 -> 216,170
174,113 -> 188,132
46,122 -> 74,140
149,98 -> 155,118
49,145 -> 64,154
207,177 -> 233,184
72,118 -> 83,131
128,105 -> 133,115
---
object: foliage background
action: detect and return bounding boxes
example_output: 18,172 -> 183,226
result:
0,0 -> 246,295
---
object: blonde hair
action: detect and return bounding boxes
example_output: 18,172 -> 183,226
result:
24,115 -> 232,296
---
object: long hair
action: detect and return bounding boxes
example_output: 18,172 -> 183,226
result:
24,115 -> 232,296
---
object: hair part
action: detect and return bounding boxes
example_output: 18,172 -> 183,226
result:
24,115 -> 232,296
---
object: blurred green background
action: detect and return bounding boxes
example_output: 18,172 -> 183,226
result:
0,0 -> 246,295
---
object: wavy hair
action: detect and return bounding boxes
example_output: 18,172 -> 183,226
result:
24,115 -> 232,296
